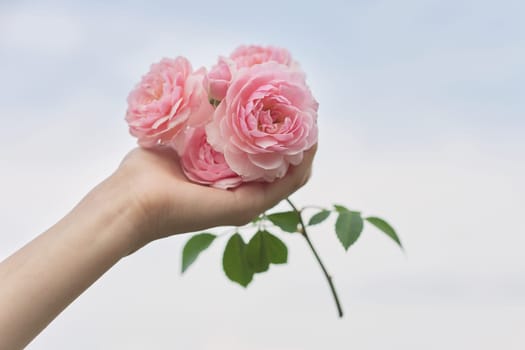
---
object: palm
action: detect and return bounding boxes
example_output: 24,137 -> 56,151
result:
119,145 -> 315,244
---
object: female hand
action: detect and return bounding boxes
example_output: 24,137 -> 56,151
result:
0,144 -> 316,349
116,144 -> 317,252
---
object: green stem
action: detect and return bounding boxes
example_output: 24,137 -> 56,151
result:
286,198 -> 344,318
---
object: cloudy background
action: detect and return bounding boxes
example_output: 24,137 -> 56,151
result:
1,0 -> 524,348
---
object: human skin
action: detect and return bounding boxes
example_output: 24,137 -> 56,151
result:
0,145 -> 316,349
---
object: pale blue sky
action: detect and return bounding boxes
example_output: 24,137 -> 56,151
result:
1,1 -> 524,349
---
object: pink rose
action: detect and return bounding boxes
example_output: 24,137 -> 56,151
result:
206,62 -> 318,182
126,57 -> 213,147
206,45 -> 293,102
203,57 -> 233,102
175,127 -> 242,189
230,45 -> 293,68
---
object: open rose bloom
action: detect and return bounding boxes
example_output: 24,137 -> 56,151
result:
126,45 -> 318,189
173,126 -> 242,189
126,57 -> 212,147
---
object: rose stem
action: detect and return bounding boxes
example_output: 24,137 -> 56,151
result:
286,198 -> 344,318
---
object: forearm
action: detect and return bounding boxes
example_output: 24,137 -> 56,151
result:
0,145 -> 315,349
0,172 -> 140,349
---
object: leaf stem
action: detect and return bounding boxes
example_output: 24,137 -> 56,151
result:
286,198 -> 344,318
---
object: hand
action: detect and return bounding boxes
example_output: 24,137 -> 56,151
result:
116,145 -> 317,250
0,145 -> 315,349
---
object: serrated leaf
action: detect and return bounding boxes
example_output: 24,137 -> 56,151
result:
308,210 -> 331,226
366,216 -> 403,249
335,210 -> 364,250
333,204 -> 348,213
223,233 -> 253,287
267,211 -> 300,233
181,233 -> 216,273
247,231 -> 288,273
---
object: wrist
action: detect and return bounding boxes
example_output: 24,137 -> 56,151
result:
79,169 -> 150,257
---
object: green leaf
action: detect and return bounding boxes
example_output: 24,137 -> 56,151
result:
223,233 -> 253,287
333,204 -> 348,213
181,233 -> 216,273
335,210 -> 364,250
267,211 -> 300,233
263,231 -> 288,264
247,231 -> 288,273
365,217 -> 403,249
246,231 -> 270,273
308,210 -> 331,226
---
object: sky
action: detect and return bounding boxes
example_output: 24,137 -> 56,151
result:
0,0 -> 524,349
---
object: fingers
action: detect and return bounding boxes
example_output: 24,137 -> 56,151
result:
156,144 -> 318,229
230,144 -> 317,220
261,144 -> 317,210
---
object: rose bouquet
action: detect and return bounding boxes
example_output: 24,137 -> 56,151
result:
125,45 -> 402,317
